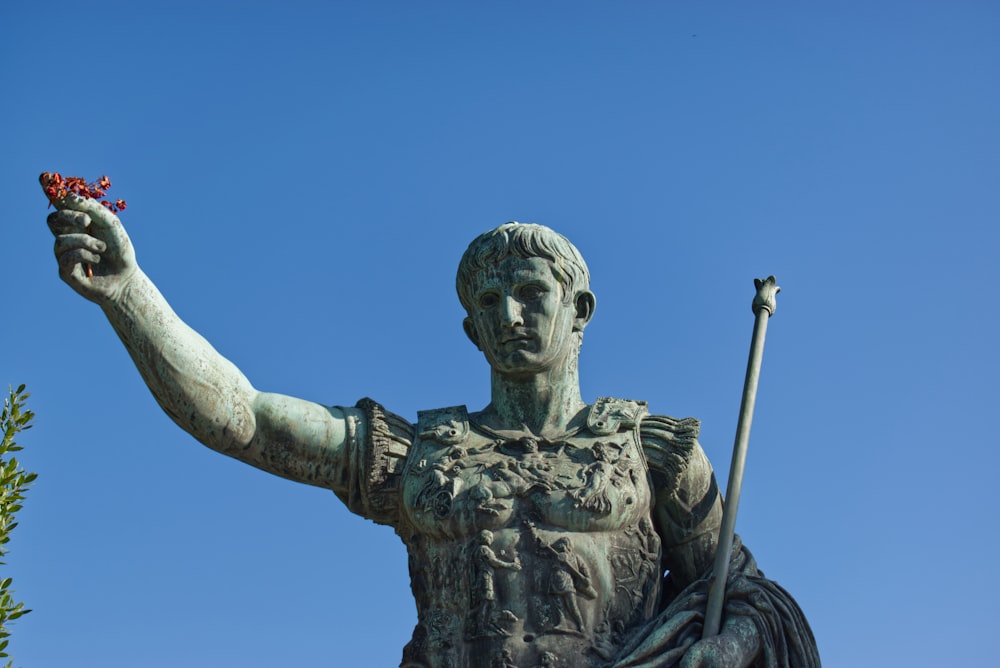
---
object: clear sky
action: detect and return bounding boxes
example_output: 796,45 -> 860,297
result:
3,1 -> 998,666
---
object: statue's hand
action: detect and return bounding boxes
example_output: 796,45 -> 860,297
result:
47,194 -> 138,304
680,617 -> 761,668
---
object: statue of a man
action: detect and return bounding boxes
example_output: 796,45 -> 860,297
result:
46,197 -> 819,667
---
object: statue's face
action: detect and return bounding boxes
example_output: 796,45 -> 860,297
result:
463,256 -> 585,377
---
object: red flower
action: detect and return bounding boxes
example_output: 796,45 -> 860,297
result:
39,171 -> 128,216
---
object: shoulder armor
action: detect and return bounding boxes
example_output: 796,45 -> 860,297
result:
640,413 -> 702,496
353,398 -> 414,523
586,397 -> 648,435
416,405 -> 470,445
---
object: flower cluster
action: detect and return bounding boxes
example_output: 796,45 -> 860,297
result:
39,172 -> 127,213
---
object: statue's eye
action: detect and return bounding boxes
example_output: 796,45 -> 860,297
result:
520,285 -> 544,301
479,293 -> 499,308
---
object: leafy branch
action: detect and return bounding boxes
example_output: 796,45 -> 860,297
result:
0,385 -> 36,667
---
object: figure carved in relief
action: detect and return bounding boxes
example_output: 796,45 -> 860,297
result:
415,446 -> 468,519
511,437 -> 556,490
535,535 -> 596,633
492,648 -> 516,668
634,518 -> 660,610
571,441 -> 625,514
485,460 -> 533,498
533,651 -> 558,668
591,620 -> 619,660
470,530 -> 521,638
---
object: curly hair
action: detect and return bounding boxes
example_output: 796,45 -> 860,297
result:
456,222 -> 590,312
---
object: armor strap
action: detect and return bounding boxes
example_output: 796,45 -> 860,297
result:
586,397 -> 648,435
416,405 -> 470,445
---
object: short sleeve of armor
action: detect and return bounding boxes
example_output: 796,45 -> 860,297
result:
332,398 -> 414,526
641,414 -> 724,588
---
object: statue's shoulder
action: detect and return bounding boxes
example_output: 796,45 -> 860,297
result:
343,401 -> 476,523
350,398 -> 415,524
638,408 -> 703,497
357,397 -> 415,456
581,397 -> 702,494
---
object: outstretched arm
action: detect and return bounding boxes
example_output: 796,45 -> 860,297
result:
47,194 -> 352,488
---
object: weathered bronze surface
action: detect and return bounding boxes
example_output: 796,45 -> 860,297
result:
45,196 -> 819,667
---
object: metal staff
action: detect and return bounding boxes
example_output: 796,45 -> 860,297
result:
702,276 -> 780,639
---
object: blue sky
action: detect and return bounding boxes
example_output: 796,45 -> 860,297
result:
3,1 -> 998,666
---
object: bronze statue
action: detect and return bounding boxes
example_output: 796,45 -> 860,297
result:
46,193 -> 819,667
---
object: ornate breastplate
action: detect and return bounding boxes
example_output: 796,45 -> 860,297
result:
397,398 -> 662,668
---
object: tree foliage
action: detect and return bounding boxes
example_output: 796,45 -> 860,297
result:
0,385 -> 35,667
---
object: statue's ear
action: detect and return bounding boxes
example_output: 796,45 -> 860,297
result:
463,317 -> 482,349
574,291 -> 596,331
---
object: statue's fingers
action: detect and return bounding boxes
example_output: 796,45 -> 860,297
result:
47,209 -> 92,236
57,248 -> 100,284
54,233 -> 107,259
52,193 -> 120,233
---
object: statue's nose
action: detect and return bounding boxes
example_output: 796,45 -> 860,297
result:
500,295 -> 524,327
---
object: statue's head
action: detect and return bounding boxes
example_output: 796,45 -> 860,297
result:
457,223 -> 596,375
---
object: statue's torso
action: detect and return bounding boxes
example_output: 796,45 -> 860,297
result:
396,400 -> 661,668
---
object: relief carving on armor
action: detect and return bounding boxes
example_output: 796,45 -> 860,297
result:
412,445 -> 469,519
495,436 -> 559,492
403,537 -> 468,668
402,608 -> 460,668
590,619 -> 625,661
532,651 -> 559,668
526,522 -> 598,635
402,423 -> 663,665
609,518 -> 662,626
492,648 -> 517,668
570,441 -> 633,514
468,529 -> 522,639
